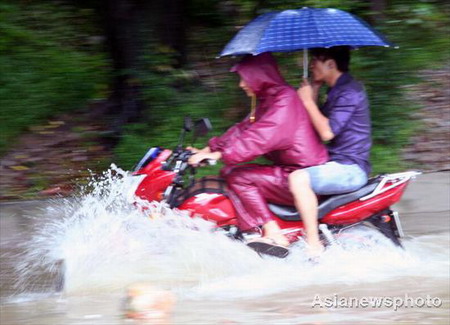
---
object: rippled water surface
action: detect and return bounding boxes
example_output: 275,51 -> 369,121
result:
1,170 -> 449,324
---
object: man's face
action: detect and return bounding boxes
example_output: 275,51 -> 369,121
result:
310,56 -> 332,82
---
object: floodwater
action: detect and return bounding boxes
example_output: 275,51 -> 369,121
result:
1,169 -> 449,325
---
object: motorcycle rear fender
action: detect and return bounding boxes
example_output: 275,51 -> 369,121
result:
321,181 -> 409,225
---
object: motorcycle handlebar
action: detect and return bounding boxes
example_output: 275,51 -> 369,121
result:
182,149 -> 216,166
202,159 -> 217,166
164,149 -> 216,174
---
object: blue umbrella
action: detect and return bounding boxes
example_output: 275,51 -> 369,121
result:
219,7 -> 395,77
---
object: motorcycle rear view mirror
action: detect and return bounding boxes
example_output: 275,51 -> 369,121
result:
177,116 -> 193,150
194,118 -> 212,139
184,116 -> 193,132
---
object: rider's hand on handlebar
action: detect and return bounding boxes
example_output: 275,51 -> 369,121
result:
188,151 -> 221,166
186,146 -> 211,154
186,146 -> 199,154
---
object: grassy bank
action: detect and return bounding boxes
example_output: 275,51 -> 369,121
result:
0,2 -> 107,154
1,1 -> 449,177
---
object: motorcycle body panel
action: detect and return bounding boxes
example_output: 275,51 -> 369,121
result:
131,146 -> 417,246
179,193 -> 238,226
321,182 -> 409,225
133,149 -> 175,202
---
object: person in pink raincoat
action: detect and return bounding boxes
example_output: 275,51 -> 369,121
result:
188,53 -> 328,250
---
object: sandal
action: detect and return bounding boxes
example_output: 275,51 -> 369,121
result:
246,237 -> 290,258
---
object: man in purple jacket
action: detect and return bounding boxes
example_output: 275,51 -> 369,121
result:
188,53 -> 328,252
290,46 -> 372,255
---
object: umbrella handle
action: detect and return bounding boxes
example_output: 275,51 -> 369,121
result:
303,49 -> 308,79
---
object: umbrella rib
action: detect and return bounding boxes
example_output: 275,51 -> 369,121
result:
220,13 -> 276,56
310,8 -> 323,48
219,7 -> 394,57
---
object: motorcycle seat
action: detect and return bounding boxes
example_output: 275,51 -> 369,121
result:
268,177 -> 382,221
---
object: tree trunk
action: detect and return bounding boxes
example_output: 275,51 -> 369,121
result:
155,0 -> 187,67
369,0 -> 386,24
102,0 -> 146,135
98,0 -> 188,139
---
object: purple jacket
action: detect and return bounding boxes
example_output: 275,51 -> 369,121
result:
208,53 -> 328,168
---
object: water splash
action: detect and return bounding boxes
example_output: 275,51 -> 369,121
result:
14,165 -> 260,294
13,165 -> 450,300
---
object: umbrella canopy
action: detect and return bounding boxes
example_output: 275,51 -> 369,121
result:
220,7 -> 393,57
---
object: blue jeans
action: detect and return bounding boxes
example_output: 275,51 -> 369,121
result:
304,161 -> 368,195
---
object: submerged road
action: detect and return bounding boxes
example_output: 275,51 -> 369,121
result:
0,171 -> 449,325
393,171 -> 450,235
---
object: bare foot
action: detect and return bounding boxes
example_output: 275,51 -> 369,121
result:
265,233 -> 290,247
247,234 -> 290,248
260,221 -> 290,247
306,242 -> 325,257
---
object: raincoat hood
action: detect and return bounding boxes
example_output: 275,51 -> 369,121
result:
231,53 -> 288,97
209,52 -> 328,168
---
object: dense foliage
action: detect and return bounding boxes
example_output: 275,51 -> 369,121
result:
1,0 -> 448,174
0,2 -> 107,153
115,0 -> 449,173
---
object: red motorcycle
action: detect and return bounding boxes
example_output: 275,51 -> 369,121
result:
128,118 -> 419,257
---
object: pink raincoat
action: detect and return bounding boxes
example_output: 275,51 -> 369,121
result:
208,53 -> 328,231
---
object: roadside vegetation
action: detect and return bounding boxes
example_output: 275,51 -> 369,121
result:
0,2 -> 108,155
1,0 -> 449,182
